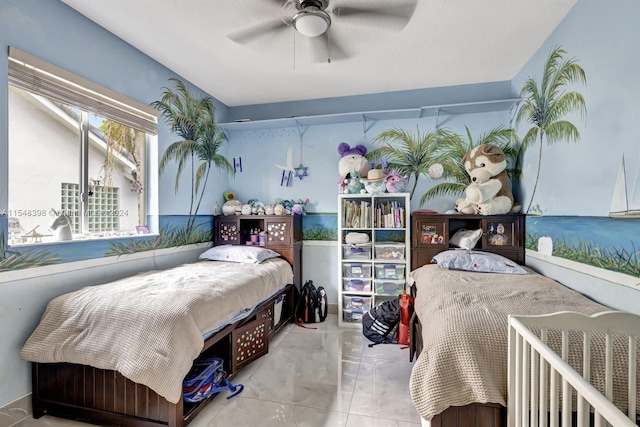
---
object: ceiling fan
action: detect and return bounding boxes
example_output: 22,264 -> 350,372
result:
228,0 -> 417,62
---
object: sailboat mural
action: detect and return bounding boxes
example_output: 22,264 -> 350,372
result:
609,154 -> 640,219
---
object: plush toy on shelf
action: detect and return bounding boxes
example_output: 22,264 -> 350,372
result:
222,199 -> 242,216
455,143 -> 515,215
337,142 -> 370,193
385,171 -> 408,193
344,171 -> 365,194
360,169 -> 387,194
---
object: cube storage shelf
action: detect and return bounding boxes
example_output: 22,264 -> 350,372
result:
337,193 -> 410,328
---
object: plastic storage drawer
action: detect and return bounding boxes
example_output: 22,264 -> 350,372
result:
343,278 -> 372,292
374,243 -> 405,260
342,243 -> 372,260
342,263 -> 372,278
374,279 -> 405,296
343,295 -> 371,311
343,309 -> 364,323
374,264 -> 406,280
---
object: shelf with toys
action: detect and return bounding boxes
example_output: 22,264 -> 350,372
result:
337,192 -> 410,328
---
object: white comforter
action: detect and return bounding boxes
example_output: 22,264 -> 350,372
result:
21,258 -> 293,404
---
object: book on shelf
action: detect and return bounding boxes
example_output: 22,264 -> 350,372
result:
343,200 -> 371,228
374,201 -> 405,228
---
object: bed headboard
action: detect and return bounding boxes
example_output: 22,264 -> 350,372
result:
411,213 -> 526,269
213,215 -> 303,288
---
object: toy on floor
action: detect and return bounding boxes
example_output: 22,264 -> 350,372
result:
182,357 -> 243,402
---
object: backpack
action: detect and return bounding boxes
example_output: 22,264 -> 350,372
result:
362,298 -> 400,347
295,280 -> 328,324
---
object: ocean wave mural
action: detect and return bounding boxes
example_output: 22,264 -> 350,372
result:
526,216 -> 640,278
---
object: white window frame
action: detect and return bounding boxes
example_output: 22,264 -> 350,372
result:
7,47 -> 160,243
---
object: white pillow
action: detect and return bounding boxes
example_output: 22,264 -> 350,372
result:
432,249 -> 527,274
199,244 -> 281,264
449,228 -> 482,250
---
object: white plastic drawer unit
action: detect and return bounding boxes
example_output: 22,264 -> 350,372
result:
342,243 -> 372,260
342,309 -> 364,323
343,278 -> 372,292
343,295 -> 371,311
374,264 -> 405,280
342,262 -> 372,278
374,243 -> 405,260
374,279 -> 405,296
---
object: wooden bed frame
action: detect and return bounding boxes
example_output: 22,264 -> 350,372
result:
31,284 -> 294,427
30,230 -> 301,427
409,213 -> 525,427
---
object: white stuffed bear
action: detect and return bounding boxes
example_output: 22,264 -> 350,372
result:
455,144 -> 514,215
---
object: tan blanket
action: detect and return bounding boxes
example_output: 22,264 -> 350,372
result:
409,264 -> 639,421
21,258 -> 293,404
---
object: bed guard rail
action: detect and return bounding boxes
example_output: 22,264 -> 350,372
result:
507,311 -> 639,427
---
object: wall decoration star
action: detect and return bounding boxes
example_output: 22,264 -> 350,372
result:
294,164 -> 308,180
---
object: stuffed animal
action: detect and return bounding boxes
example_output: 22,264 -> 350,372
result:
455,144 -> 514,215
360,169 -> 387,194
344,171 -> 365,194
291,199 -> 309,215
338,142 -> 370,180
385,171 -> 408,193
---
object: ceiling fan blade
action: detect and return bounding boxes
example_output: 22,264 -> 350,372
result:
331,2 -> 416,29
227,17 -> 291,44
310,31 -> 349,63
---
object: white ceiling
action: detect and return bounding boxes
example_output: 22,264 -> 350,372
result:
61,0 -> 577,107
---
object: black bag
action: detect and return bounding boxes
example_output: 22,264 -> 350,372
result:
295,280 -> 327,324
362,298 -> 400,347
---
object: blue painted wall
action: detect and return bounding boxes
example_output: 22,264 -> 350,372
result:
1,0 -> 639,411
510,0 -> 640,308
0,0 -> 229,408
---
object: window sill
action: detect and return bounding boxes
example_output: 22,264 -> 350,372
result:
9,232 -> 159,248
0,242 -> 209,284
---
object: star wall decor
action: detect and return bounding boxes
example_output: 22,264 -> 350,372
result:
294,164 -> 308,180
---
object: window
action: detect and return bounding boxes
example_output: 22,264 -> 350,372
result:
61,183 -> 120,233
7,48 -> 159,245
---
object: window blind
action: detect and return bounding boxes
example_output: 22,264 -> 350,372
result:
8,47 -> 159,135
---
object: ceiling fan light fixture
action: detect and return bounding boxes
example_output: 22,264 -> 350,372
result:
293,9 -> 331,37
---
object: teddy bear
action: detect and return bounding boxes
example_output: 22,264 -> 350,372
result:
338,142 -> 370,180
455,143 -> 514,215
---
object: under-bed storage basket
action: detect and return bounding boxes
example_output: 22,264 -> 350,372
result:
231,317 -> 269,372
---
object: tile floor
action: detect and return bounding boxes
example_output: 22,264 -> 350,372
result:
12,314 -> 422,427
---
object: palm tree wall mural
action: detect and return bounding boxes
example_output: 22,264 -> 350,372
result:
366,126 -> 459,202
515,46 -> 587,214
419,125 -> 520,208
151,78 -> 233,235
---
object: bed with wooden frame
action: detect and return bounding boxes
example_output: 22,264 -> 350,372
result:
408,219 -> 639,427
21,242 -> 299,427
